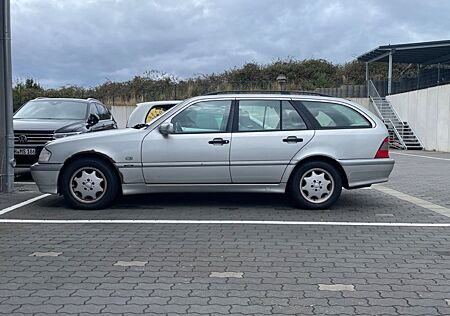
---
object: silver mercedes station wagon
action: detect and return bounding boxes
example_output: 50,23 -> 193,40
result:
31,92 -> 395,210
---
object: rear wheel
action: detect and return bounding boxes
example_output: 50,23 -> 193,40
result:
288,161 -> 342,210
60,158 -> 119,210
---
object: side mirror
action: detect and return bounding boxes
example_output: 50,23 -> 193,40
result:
86,114 -> 100,128
159,122 -> 174,135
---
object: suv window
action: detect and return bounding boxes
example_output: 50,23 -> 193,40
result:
14,100 -> 88,120
95,103 -> 111,120
171,100 -> 232,134
89,103 -> 100,117
302,101 -> 371,128
238,100 -> 307,132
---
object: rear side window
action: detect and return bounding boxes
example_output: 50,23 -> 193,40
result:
239,100 -> 280,131
282,101 -> 307,130
238,100 -> 307,132
302,101 -> 371,128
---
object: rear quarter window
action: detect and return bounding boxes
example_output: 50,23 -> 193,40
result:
302,101 -> 372,129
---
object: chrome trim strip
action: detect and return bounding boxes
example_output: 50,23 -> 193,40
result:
141,161 -> 289,167
338,158 -> 395,166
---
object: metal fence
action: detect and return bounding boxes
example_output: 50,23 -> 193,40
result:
373,65 -> 450,97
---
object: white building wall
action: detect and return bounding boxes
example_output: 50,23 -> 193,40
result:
387,84 -> 450,152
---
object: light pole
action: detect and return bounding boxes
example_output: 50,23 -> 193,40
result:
0,0 -> 14,193
276,74 -> 287,91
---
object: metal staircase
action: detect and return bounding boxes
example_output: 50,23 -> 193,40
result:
368,81 -> 423,150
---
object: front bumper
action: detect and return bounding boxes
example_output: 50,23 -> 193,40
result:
339,158 -> 395,189
30,163 -> 63,194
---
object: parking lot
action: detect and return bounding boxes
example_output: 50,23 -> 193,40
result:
1,150 -> 450,315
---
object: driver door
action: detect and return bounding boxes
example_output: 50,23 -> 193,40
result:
142,100 -> 233,184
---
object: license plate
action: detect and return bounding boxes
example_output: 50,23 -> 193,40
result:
14,148 -> 36,155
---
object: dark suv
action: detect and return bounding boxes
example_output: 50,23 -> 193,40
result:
13,97 -> 117,168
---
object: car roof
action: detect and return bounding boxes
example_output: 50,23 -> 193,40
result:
32,97 -> 90,103
186,93 -> 352,103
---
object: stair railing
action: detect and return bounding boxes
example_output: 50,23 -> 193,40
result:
406,121 -> 424,149
386,119 -> 407,149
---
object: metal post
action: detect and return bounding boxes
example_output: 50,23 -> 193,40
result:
416,64 -> 420,89
387,50 -> 393,95
437,63 -> 441,83
0,0 -> 14,193
365,62 -> 369,96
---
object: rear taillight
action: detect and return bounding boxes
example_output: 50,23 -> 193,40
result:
375,137 -> 389,159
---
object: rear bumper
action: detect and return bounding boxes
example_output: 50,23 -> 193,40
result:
339,158 -> 395,189
30,163 -> 63,194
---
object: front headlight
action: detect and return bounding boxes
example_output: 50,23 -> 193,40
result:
38,148 -> 52,162
53,131 -> 82,139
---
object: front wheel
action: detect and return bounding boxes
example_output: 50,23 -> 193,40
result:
288,161 -> 342,210
60,158 -> 119,210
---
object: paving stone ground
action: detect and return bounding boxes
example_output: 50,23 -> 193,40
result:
0,150 -> 449,315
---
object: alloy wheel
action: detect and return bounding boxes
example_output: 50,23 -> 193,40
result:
299,168 -> 334,204
69,167 -> 107,204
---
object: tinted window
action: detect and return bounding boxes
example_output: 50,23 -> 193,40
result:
89,103 -> 100,116
281,101 -> 307,130
238,100 -> 281,131
96,103 -> 111,120
171,100 -> 231,134
302,101 -> 371,128
14,100 -> 87,120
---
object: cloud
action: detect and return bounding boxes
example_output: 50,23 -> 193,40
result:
10,0 -> 450,87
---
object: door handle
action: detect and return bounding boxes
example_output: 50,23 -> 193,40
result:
283,136 -> 303,143
208,138 -> 229,145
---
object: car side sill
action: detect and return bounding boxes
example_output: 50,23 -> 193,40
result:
122,183 -> 287,195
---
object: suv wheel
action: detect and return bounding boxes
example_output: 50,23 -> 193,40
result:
60,158 -> 119,210
289,161 -> 342,210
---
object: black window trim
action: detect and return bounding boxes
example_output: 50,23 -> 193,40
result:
296,100 -> 374,130
232,99 -> 312,133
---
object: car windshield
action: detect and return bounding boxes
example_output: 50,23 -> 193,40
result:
14,100 -> 88,120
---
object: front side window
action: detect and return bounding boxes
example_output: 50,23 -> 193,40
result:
171,100 -> 232,134
302,101 -> 371,128
89,103 -> 100,116
238,100 -> 307,131
14,100 -> 88,120
96,103 -> 111,120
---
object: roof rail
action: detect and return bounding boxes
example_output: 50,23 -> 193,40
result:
87,97 -> 101,102
34,97 -> 48,99
205,90 -> 331,97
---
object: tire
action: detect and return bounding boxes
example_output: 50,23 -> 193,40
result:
288,161 -> 342,210
60,158 -> 119,210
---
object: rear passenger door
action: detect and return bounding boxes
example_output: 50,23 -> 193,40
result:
230,99 -> 314,183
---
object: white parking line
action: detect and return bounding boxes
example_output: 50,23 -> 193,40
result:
391,151 -> 450,161
374,185 -> 450,218
0,194 -> 51,216
0,219 -> 449,227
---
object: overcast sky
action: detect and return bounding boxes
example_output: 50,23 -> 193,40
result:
11,0 -> 450,87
